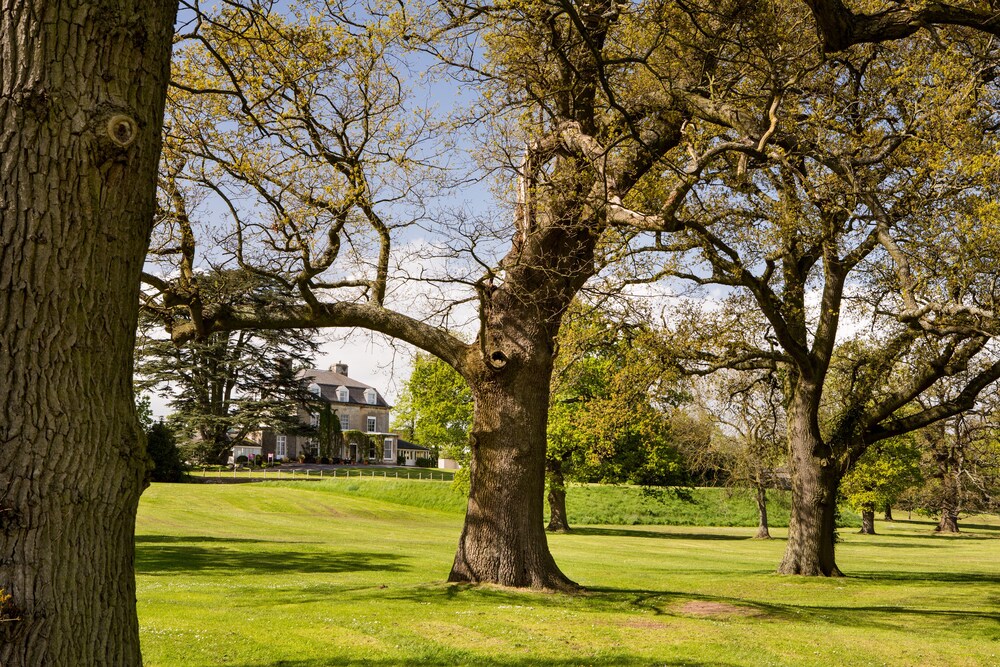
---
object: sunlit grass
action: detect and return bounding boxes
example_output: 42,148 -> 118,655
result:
137,479 -> 1000,666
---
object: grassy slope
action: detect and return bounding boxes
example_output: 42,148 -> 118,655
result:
254,477 -> 855,528
137,479 -> 999,666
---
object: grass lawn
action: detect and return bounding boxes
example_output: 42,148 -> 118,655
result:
189,465 -> 455,482
137,479 -> 1000,666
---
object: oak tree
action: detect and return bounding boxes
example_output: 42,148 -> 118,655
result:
9,0 -> 1000,662
546,304 -> 693,532
0,1 -> 177,663
145,0 -> 1000,584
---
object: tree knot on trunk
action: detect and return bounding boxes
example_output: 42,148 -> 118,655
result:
106,114 -> 138,148
486,350 -> 509,370
0,506 -> 23,532
11,86 -> 50,119
92,105 -> 140,163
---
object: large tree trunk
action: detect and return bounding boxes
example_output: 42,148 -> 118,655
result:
859,510 -> 876,535
778,381 -> 843,576
449,349 -> 577,591
937,508 -> 960,533
753,485 -> 771,539
0,2 -> 176,664
883,503 -> 894,522
448,269 -> 581,592
546,459 -> 571,533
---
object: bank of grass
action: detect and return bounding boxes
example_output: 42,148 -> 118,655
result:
566,484 -> 802,526
254,476 -> 857,528
137,478 -> 999,666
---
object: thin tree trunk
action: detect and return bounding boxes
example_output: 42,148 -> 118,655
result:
883,503 -> 894,522
449,316 -> 577,591
546,460 -> 571,533
778,381 -> 843,576
859,510 -> 876,535
936,456 -> 961,533
0,2 -> 176,664
753,484 -> 771,539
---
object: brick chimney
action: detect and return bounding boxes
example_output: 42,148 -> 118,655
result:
332,362 -> 349,376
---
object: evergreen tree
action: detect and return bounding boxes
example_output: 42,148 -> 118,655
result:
137,270 -> 321,463
146,421 -> 187,483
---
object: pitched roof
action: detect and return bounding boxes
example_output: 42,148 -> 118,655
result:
396,439 -> 431,452
296,368 -> 391,408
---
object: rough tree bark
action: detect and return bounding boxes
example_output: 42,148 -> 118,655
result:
937,508 -> 960,533
0,1 -> 176,664
753,485 -> 771,539
449,289 -> 580,591
546,460 -> 571,533
778,381 -> 843,576
936,466 -> 961,533
859,510 -> 876,535
883,503 -> 894,522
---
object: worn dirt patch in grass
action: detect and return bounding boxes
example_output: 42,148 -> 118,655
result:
620,618 -> 674,629
675,601 -> 764,618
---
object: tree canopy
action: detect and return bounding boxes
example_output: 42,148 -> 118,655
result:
137,0 -> 1000,583
392,353 -> 473,460
17,0 -> 1000,662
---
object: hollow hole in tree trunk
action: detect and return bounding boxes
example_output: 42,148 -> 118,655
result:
490,351 -> 508,367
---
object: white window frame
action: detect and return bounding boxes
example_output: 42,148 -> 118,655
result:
365,388 -> 377,405
367,416 -> 377,433
337,386 -> 349,402
309,413 -> 318,428
383,439 -> 393,460
339,413 -> 350,430
276,435 -> 287,459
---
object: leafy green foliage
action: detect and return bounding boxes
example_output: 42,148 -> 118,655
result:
343,430 -> 379,461
841,436 -> 923,514
316,402 -> 342,461
900,414 -> 1000,523
391,354 -> 472,460
548,306 -> 693,493
136,393 -> 154,432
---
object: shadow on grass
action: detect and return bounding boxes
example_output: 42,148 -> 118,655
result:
379,577 -> 1000,630
136,538 -> 408,576
848,570 -> 1000,585
230,657 -> 733,666
841,536 -> 950,548
887,518 -> 1000,533
566,527 -> 765,541
591,583 -> 1000,629
136,535 -> 291,545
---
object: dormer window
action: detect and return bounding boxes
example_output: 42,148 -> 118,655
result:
364,388 -> 377,405
308,383 -> 321,398
336,386 -> 349,402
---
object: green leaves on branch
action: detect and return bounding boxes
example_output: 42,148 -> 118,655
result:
392,353 -> 472,461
